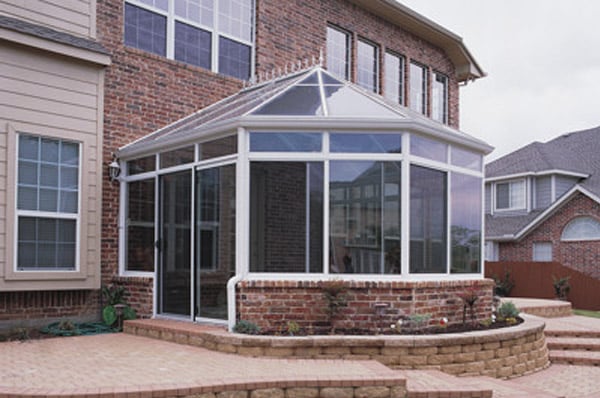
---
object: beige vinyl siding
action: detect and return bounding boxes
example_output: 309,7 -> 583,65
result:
0,0 -> 96,38
0,39 -> 104,291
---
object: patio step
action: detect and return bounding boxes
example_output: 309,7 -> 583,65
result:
546,336 -> 600,351
549,349 -> 600,366
544,329 -> 600,339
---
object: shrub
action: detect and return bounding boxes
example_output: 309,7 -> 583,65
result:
492,270 -> 515,297
552,275 -> 571,300
101,285 -> 136,328
233,320 -> 261,335
286,321 -> 300,336
497,301 -> 520,319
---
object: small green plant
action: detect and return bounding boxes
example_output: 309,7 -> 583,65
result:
101,284 -> 136,329
233,320 -> 261,335
492,270 -> 515,297
320,280 -> 348,334
286,321 -> 300,336
552,275 -> 571,300
497,301 -> 520,320
458,287 -> 480,325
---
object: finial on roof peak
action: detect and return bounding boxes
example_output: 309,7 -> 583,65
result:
246,54 -> 322,88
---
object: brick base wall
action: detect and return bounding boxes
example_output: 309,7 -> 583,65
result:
111,276 -> 153,318
0,290 -> 100,330
237,279 -> 494,332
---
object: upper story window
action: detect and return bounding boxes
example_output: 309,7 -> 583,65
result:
561,217 -> 600,241
124,0 -> 254,80
356,38 -> 378,93
17,134 -> 80,271
409,61 -> 427,114
432,72 -> 448,124
384,51 -> 404,104
495,179 -> 526,211
532,242 -> 552,261
326,25 -> 350,80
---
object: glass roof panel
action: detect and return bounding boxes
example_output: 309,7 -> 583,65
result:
321,72 -> 344,85
252,85 -> 324,116
324,85 -> 401,118
297,71 -> 320,85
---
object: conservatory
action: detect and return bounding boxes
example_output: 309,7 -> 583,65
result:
117,66 -> 493,330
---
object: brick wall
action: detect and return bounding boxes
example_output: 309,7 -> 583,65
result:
499,192 -> 600,279
237,279 -> 493,332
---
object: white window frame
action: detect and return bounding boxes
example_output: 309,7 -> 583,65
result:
484,241 -> 499,261
493,179 -> 527,212
124,0 -> 255,79
356,37 -> 379,93
432,71 -> 448,124
14,133 -> 82,272
384,51 -> 404,105
561,217 -> 600,241
409,61 -> 428,115
532,242 -> 552,261
326,25 -> 351,81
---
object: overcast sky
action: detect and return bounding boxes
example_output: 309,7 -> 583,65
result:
400,0 -> 600,162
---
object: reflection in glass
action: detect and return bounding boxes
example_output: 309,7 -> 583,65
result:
384,52 -> 404,104
126,179 -> 155,272
199,135 -> 237,160
250,162 -> 323,273
128,155 -> 156,175
250,132 -> 321,152
410,165 -> 447,273
252,86 -> 324,116
409,62 -> 427,114
324,85 -> 400,118
329,161 -> 401,274
330,133 -> 401,153
160,145 -> 195,168
357,39 -> 378,93
410,135 -> 448,163
451,173 -> 481,273
195,165 -> 236,319
327,26 -> 350,80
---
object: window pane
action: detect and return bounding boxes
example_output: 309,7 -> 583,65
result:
41,138 -> 59,162
410,135 -> 448,162
330,133 -> 401,153
175,0 -> 214,27
174,22 -> 212,69
510,180 -> 526,209
218,36 -> 251,80
160,145 -> 195,168
127,155 -> 156,175
330,161 -> 401,274
126,179 -> 155,272
410,165 -> 447,273
253,86 -> 324,116
250,132 -> 321,152
18,161 -> 37,185
496,183 -> 509,209
124,3 -> 167,56
533,242 -> 552,261
451,173 -> 481,273
384,52 -> 404,104
199,135 -> 237,159
451,146 -> 482,171
357,39 -> 378,92
19,135 -> 38,160
17,217 -> 76,270
409,62 -> 427,114
218,0 -> 253,42
561,217 -> 600,241
327,26 -> 349,80
431,72 -> 448,123
250,162 -> 323,273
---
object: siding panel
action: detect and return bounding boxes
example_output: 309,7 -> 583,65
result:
556,175 -> 578,199
485,184 -> 491,214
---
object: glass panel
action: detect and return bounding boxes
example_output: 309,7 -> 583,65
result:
174,0 -> 214,27
250,162 -> 323,273
326,26 -> 349,80
329,161 -> 401,274
496,183 -> 509,209
61,142 -> 79,165
330,133 -> 401,153
19,134 -> 38,160
124,3 -> 167,57
410,135 -> 448,163
432,72 -> 448,123
250,132 -> 321,152
41,138 -> 59,162
40,164 -> 59,187
409,62 -> 427,114
60,166 -> 78,189
59,191 -> 78,213
159,171 -> 192,315
218,36 -> 251,80
324,85 -> 400,118
17,187 -> 37,210
127,155 -> 156,175
450,173 -> 481,273
562,217 -> 600,240
199,135 -> 237,159
357,39 -> 378,92
160,146 -> 195,168
384,52 -> 404,104
195,165 -> 236,319
410,165 -> 447,273
510,180 -> 526,209
17,217 -> 76,270
174,22 -> 212,69
138,0 -> 168,11
451,146 -> 482,171
252,86 -> 324,116
18,161 -> 37,185
218,0 -> 253,42
126,179 -> 155,272
533,242 -> 552,261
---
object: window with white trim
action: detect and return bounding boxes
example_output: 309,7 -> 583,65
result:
561,217 -> 600,241
431,72 -> 448,124
124,0 -> 254,80
484,241 -> 499,261
384,51 -> 404,104
495,179 -> 526,211
17,134 -> 79,270
356,38 -> 378,93
532,242 -> 552,261
326,25 -> 350,80
409,62 -> 427,114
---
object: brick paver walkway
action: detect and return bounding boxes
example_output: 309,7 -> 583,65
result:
511,364 -> 600,398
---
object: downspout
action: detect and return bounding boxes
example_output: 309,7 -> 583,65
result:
227,274 -> 244,332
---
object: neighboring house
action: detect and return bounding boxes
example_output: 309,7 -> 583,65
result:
485,126 -> 600,280
0,0 -> 493,330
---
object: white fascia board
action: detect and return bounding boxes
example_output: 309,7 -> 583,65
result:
485,170 -> 589,183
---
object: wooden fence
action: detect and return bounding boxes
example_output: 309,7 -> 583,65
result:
485,261 -> 600,311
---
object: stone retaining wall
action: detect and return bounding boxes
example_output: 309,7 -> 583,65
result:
180,386 -> 407,398
125,315 -> 549,379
